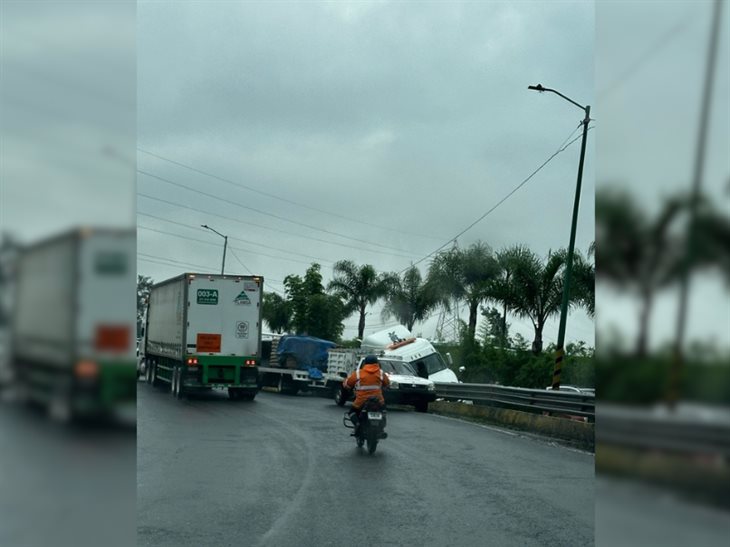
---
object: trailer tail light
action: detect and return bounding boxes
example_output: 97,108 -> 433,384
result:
186,357 -> 199,366
75,360 -> 99,378
244,359 -> 256,367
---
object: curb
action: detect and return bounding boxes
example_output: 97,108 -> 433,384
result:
429,400 -> 594,451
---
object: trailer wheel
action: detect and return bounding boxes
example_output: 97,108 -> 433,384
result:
151,362 -> 162,388
48,392 -> 73,424
170,367 -> 177,396
173,367 -> 186,400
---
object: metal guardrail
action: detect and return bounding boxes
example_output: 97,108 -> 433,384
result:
597,404 -> 730,457
434,382 -> 595,421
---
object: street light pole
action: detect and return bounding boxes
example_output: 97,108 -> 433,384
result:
221,235 -> 228,276
201,224 -> 228,275
528,84 -> 591,390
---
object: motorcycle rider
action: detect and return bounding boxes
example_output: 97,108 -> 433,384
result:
342,354 -> 390,437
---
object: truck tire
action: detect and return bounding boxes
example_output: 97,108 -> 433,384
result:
279,377 -> 299,396
48,391 -> 73,424
151,362 -> 162,388
170,367 -> 177,396
228,388 -> 240,400
415,400 -> 428,413
236,390 -> 256,402
175,367 -> 187,400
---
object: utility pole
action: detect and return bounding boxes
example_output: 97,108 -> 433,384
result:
528,84 -> 591,390
669,0 -> 724,409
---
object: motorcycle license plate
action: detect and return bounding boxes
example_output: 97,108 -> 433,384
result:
368,412 -> 383,420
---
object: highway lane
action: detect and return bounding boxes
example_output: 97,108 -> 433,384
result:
137,384 -> 594,547
595,475 -> 730,547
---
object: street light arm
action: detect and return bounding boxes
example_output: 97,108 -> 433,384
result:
528,84 -> 587,113
201,224 -> 226,239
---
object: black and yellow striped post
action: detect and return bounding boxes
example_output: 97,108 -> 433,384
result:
551,347 -> 564,390
529,84 -> 591,391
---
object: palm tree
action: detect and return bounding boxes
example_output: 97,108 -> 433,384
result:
381,266 -> 437,331
508,249 -> 576,354
572,248 -> 595,317
327,260 -> 393,340
428,242 -> 500,344
489,245 -> 533,346
596,189 -> 682,356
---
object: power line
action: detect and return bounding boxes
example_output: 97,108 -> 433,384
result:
137,194 -> 416,260
138,224 -> 333,269
227,247 -> 288,296
598,8 -> 699,101
138,147 -> 444,242
402,125 -> 593,273
137,169 -> 422,257
138,212 -> 337,264
138,254 -> 287,296
225,247 -> 254,275
137,254 -> 213,272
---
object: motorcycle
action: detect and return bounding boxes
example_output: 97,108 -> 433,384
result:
343,395 -> 387,455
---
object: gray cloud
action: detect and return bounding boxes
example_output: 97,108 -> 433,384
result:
138,1 -> 595,343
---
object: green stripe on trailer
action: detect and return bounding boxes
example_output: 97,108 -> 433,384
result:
98,359 -> 137,407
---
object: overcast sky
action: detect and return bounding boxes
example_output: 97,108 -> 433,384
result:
596,0 -> 729,352
136,1 -> 595,344
1,0 -> 136,236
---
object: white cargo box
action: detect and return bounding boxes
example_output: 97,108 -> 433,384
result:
12,228 -> 135,368
146,273 -> 263,361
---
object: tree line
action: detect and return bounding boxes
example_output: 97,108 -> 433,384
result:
262,240 -> 595,355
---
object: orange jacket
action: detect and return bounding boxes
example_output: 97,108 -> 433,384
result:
343,363 -> 390,409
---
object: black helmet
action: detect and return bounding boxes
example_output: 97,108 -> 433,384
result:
363,354 -> 379,365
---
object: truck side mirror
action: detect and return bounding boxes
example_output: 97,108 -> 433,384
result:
446,352 -> 453,366
458,366 -> 466,373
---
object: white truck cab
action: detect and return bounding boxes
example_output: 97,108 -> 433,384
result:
360,326 -> 460,383
356,356 -> 435,412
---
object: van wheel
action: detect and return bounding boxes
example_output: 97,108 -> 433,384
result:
334,386 -> 347,407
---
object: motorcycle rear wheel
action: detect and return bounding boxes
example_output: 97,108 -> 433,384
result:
366,432 -> 378,455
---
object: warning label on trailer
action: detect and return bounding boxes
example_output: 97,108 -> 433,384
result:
236,321 -> 249,338
196,333 -> 221,353
234,291 -> 251,305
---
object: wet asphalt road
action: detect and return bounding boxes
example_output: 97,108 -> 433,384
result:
0,394 -> 136,547
137,383 -> 594,547
595,475 -> 730,547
